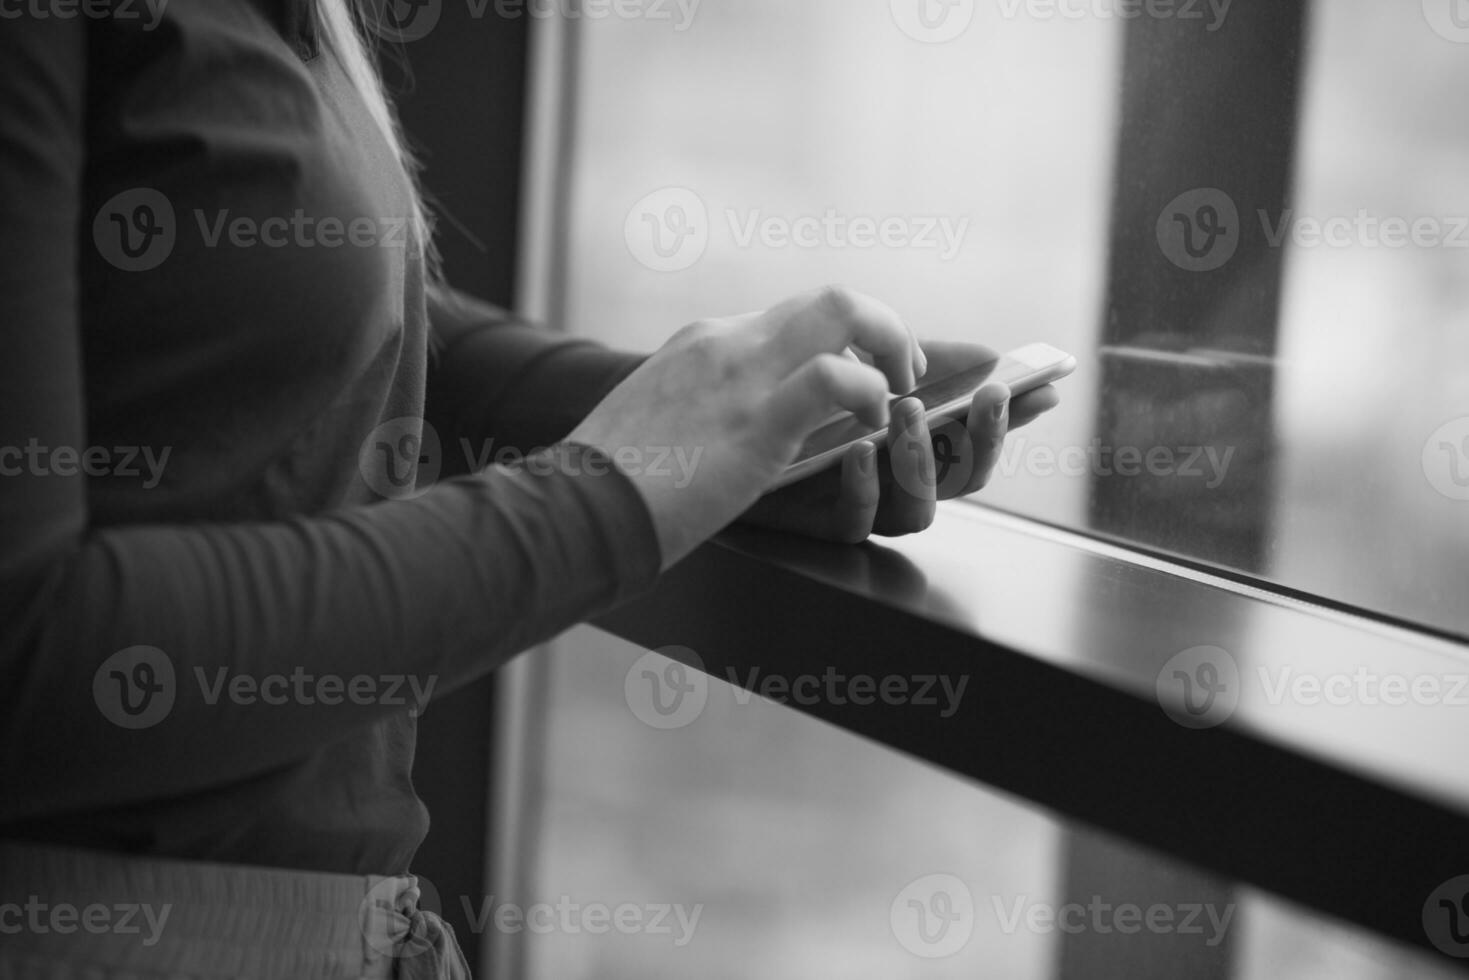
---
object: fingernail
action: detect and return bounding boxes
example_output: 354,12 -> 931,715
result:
916,349 -> 929,379
993,398 -> 1009,423
859,444 -> 876,476
907,404 -> 926,437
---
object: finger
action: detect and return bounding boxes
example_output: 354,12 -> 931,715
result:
1008,385 -> 1060,431
837,315 -> 926,384
847,340 -> 928,388
833,442 -> 881,544
847,341 -> 929,384
918,339 -> 1000,373
764,354 -> 892,447
765,286 -> 918,395
958,381 -> 1011,496
875,398 -> 937,534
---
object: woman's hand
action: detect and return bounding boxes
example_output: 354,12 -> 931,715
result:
739,340 -> 1061,543
568,287 -> 926,569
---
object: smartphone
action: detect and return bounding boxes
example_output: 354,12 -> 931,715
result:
773,342 -> 1077,489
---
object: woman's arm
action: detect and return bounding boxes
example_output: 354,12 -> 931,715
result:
0,21 -> 659,823
424,296 -> 1060,544
424,284 -> 647,468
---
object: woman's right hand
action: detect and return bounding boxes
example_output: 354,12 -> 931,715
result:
567,286 -> 926,569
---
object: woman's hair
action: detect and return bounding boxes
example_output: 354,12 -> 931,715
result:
315,0 -> 435,260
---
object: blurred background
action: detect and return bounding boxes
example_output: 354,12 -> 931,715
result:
473,0 -> 1469,975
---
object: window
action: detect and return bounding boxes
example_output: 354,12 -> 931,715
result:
554,0 -> 1469,638
502,1 -> 1469,975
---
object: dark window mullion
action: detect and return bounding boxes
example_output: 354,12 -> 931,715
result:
1063,4 -> 1311,977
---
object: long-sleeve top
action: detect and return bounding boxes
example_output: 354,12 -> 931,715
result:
0,0 -> 660,875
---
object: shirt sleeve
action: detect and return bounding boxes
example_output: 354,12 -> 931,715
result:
424,282 -> 649,468
0,21 -> 661,824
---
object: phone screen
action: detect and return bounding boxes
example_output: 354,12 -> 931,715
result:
792,357 -> 1001,461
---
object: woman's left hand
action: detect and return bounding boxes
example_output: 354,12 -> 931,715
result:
740,339 -> 1061,543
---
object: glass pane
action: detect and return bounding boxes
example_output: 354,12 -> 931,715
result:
1270,0 -> 1469,635
559,0 -> 1469,636
518,629 -> 1457,978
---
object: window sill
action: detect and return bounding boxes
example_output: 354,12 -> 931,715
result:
595,501 -> 1469,963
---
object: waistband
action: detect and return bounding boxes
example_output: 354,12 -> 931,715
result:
0,840 -> 467,980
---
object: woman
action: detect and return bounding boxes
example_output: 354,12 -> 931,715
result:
0,1 -> 1058,976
